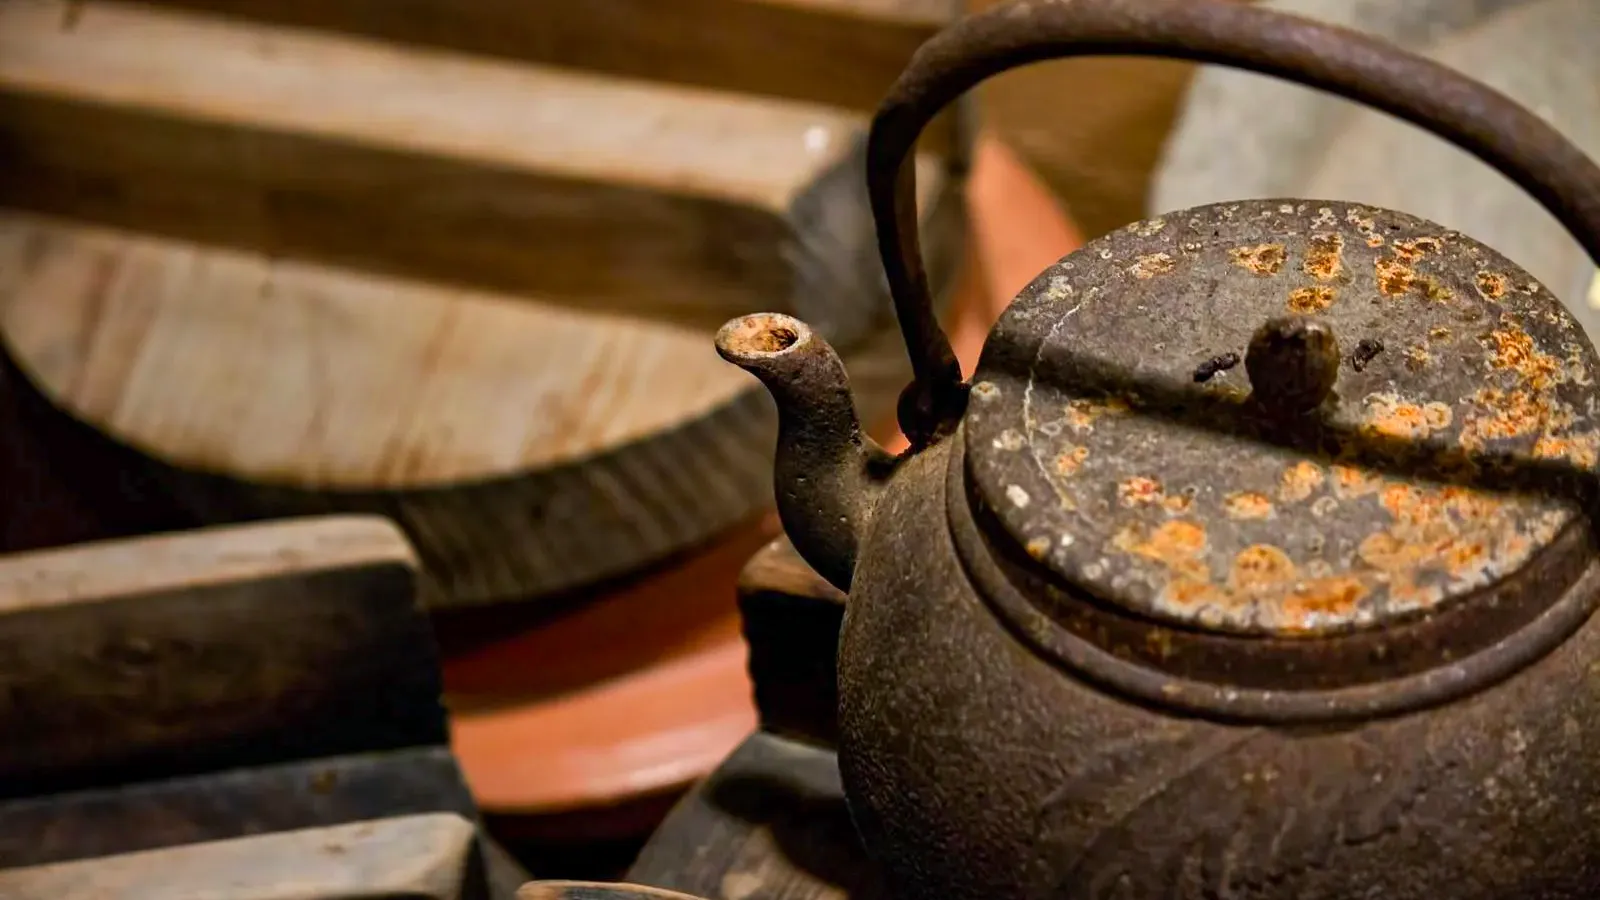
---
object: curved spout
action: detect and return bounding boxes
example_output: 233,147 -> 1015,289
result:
717,313 -> 886,592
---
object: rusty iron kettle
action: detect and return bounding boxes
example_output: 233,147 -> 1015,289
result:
715,0 -> 1600,897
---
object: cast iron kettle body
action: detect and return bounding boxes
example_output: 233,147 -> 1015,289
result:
716,1 -> 1600,897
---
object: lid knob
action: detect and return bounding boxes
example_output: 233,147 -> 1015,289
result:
1245,316 -> 1340,417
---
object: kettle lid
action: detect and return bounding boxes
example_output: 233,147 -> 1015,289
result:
964,199 -> 1599,637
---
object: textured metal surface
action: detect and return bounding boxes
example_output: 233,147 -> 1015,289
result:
839,443 -> 1600,898
964,199 -> 1599,636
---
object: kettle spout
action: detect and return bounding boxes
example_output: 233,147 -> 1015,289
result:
717,313 -> 885,592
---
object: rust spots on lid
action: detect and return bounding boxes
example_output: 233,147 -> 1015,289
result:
1392,237 -> 1441,262
1228,544 -> 1296,592
1303,233 -> 1344,281
1278,461 -> 1324,502
1461,388 -> 1570,450
1287,285 -> 1336,313
1025,536 -> 1052,561
1223,491 -> 1274,520
1130,252 -> 1176,279
1118,476 -> 1163,507
1483,320 -> 1564,389
1115,519 -> 1207,570
1362,393 -> 1452,440
1405,345 -> 1432,371
1229,243 -> 1287,276
1280,577 -> 1370,632
1475,271 -> 1509,300
1332,463 -> 1382,498
1162,493 -> 1194,514
1532,432 -> 1600,469
1065,396 -> 1130,432
1375,256 -> 1414,296
1054,445 -> 1089,476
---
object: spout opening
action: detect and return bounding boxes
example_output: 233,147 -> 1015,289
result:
716,313 -> 811,363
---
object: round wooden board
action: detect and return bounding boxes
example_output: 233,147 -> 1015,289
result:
0,154 -> 965,608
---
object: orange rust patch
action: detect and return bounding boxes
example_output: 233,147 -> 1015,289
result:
1392,237 -> 1441,262
1461,388 -> 1574,450
1065,396 -> 1130,431
1223,491 -> 1274,520
1055,446 -> 1090,476
1475,271 -> 1509,300
1230,243 -> 1287,276
1287,286 -> 1336,313
1278,461 -> 1324,502
1366,235 -> 1385,248
1118,476 -> 1164,507
1118,519 -> 1207,567
1303,233 -> 1344,281
1025,536 -> 1051,561
1130,253 -> 1176,279
1160,578 -> 1226,611
1429,325 -> 1452,340
1228,545 -> 1296,593
1483,321 -> 1564,390
1375,256 -> 1414,296
1162,493 -> 1194,514
1363,394 -> 1445,440
1423,402 -> 1453,430
1280,577 -> 1369,631
1405,345 -> 1431,371
1332,464 -> 1382,498
1533,432 -> 1600,469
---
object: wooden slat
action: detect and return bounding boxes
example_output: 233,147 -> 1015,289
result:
0,747 -> 476,868
737,536 -> 846,747
0,813 -> 482,900
0,0 -> 944,327
0,515 -> 448,797
143,0 -> 958,112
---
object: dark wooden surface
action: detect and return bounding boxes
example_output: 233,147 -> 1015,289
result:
628,732 -> 883,900
0,516 -> 447,799
0,813 -> 490,900
737,536 -> 845,748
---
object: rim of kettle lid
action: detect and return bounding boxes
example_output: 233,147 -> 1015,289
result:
964,199 -> 1600,638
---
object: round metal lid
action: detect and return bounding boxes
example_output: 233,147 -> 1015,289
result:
965,199 -> 1599,638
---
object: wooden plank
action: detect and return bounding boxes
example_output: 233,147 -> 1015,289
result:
0,747 -> 475,867
0,203 -> 964,605
0,515 -> 448,797
522,882 -> 710,900
144,0 -> 959,112
737,536 -> 845,747
628,732 -> 885,900
0,813 -> 484,900
0,0 -> 947,329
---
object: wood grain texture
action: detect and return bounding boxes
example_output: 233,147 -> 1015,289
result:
628,732 -> 883,900
0,747 -> 476,867
145,0 -> 957,113
0,515 -> 449,797
0,813 -> 483,900
0,0 -> 942,329
0,203 -> 963,606
0,0 -> 969,606
522,883 -> 712,900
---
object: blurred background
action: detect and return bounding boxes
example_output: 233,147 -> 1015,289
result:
0,0 -> 1594,888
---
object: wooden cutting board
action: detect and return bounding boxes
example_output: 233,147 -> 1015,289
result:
0,0 -> 967,606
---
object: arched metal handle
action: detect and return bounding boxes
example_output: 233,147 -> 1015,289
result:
875,0 -> 1600,445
